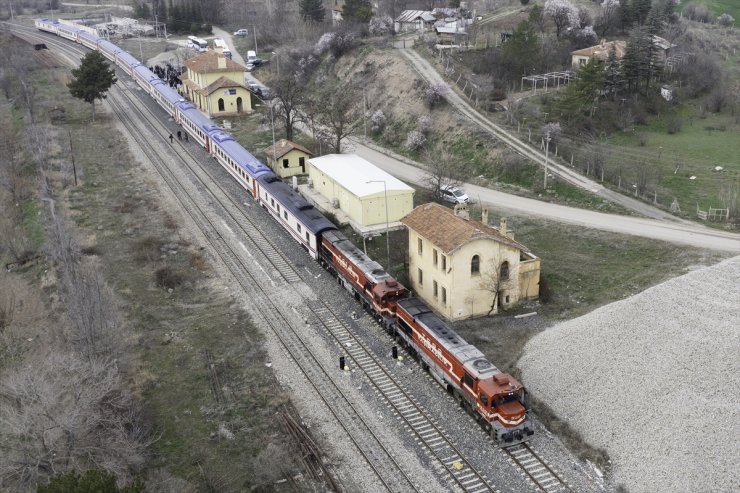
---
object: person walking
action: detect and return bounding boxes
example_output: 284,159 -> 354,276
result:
168,133 -> 173,143
177,130 -> 182,141
184,132 -> 189,142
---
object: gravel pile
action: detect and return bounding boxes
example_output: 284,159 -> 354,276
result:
518,256 -> 740,493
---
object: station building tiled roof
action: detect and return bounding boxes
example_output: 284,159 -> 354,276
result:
184,50 -> 246,73
401,202 -> 527,254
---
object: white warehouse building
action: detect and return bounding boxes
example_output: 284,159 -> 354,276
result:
306,154 -> 415,234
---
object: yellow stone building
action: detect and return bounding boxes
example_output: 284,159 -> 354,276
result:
262,139 -> 313,178
307,154 -> 414,231
401,203 -> 540,321
182,50 -> 251,117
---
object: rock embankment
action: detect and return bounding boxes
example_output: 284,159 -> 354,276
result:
518,256 -> 740,493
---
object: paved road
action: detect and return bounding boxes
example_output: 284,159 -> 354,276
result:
346,139 -> 740,252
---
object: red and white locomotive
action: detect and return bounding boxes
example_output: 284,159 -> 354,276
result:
319,233 -> 532,443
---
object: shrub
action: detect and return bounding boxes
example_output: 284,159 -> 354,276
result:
683,4 -> 712,23
538,274 -> 552,303
425,82 -> 449,108
370,110 -> 386,133
368,15 -> 393,35
155,266 -> 185,289
717,13 -> 735,27
416,115 -> 431,134
665,116 -> 682,134
405,130 -> 426,151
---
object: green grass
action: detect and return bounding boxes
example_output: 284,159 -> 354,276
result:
680,0 -> 740,21
609,109 -> 740,210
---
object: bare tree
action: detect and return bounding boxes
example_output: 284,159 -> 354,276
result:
478,259 -> 513,316
267,58 -> 308,141
310,81 -> 361,153
0,351 -> 150,490
422,150 -> 470,200
0,123 -> 32,207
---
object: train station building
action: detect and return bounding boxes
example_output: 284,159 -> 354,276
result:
301,154 -> 414,236
402,203 -> 540,320
182,50 -> 252,117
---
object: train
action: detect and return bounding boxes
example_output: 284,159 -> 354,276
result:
34,18 -> 534,444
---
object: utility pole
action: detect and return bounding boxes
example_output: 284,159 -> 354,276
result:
366,180 -> 391,276
253,26 -> 258,54
543,131 -> 551,189
363,88 -> 367,140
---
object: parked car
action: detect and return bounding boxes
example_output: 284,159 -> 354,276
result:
439,185 -> 469,204
246,80 -> 260,91
233,28 -> 248,36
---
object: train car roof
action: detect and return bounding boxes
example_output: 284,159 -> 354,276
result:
259,177 -> 337,235
78,31 -> 98,42
216,138 -> 272,178
133,64 -> 157,78
322,229 -> 393,285
97,39 -> 121,53
179,105 -> 222,133
117,50 -> 140,68
397,298 -> 500,380
152,82 -> 185,105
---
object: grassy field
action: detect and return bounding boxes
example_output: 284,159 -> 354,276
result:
679,0 -> 740,21
608,107 -> 740,213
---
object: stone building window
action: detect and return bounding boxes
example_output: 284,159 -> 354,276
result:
471,255 -> 480,275
501,261 -> 510,280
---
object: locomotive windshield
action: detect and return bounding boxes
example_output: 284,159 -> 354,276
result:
493,393 -> 522,407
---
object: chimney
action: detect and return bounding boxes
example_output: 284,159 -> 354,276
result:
217,54 -> 226,69
499,217 -> 507,237
454,203 -> 470,220
481,208 -> 489,226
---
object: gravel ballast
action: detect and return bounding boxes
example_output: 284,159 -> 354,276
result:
518,256 -> 740,493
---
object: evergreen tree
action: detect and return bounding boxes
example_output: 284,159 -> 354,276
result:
67,51 -> 117,121
556,57 -> 606,121
621,28 -> 643,92
528,4 -> 545,32
343,0 -> 373,23
618,0 -> 634,31
300,0 -> 326,22
634,0 -> 652,25
38,469 -> 144,493
502,20 -> 541,80
603,44 -> 623,99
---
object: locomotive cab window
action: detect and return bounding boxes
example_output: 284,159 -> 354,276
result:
463,372 -> 474,389
480,394 -> 489,406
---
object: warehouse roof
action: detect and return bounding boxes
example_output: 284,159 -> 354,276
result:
309,154 -> 414,198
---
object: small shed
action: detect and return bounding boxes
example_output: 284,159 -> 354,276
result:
394,10 -> 436,33
263,139 -> 313,178
307,154 -> 414,231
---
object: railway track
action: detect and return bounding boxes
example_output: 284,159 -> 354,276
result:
504,443 -> 572,492
16,25 -> 577,492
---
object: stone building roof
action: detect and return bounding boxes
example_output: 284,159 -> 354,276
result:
184,50 -> 245,74
262,139 -> 313,160
203,76 -> 247,96
401,202 -> 527,254
571,40 -> 627,60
